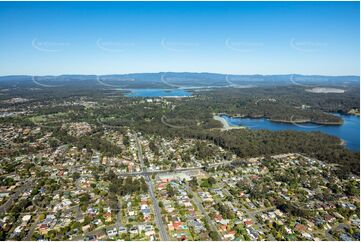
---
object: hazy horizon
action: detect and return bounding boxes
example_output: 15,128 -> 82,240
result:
0,72 -> 360,78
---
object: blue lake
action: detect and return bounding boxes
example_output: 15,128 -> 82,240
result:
125,89 -> 192,97
222,114 -> 360,151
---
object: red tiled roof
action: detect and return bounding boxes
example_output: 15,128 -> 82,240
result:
173,221 -> 182,229
294,224 -> 307,232
244,220 -> 253,226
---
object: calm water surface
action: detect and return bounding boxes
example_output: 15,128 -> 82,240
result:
125,88 -> 192,97
222,114 -> 360,151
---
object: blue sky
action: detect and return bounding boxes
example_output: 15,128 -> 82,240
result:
0,1 -> 359,76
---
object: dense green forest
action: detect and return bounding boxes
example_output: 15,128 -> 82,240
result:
0,81 -> 359,178
133,118 -> 359,178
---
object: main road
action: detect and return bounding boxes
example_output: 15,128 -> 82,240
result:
134,134 -> 169,241
116,160 -> 234,177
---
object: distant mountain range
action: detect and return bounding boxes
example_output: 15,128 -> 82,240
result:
0,73 -> 359,89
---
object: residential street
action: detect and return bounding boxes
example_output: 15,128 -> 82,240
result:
218,181 -> 276,240
0,178 -> 34,214
25,215 -> 40,240
185,184 -> 222,240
